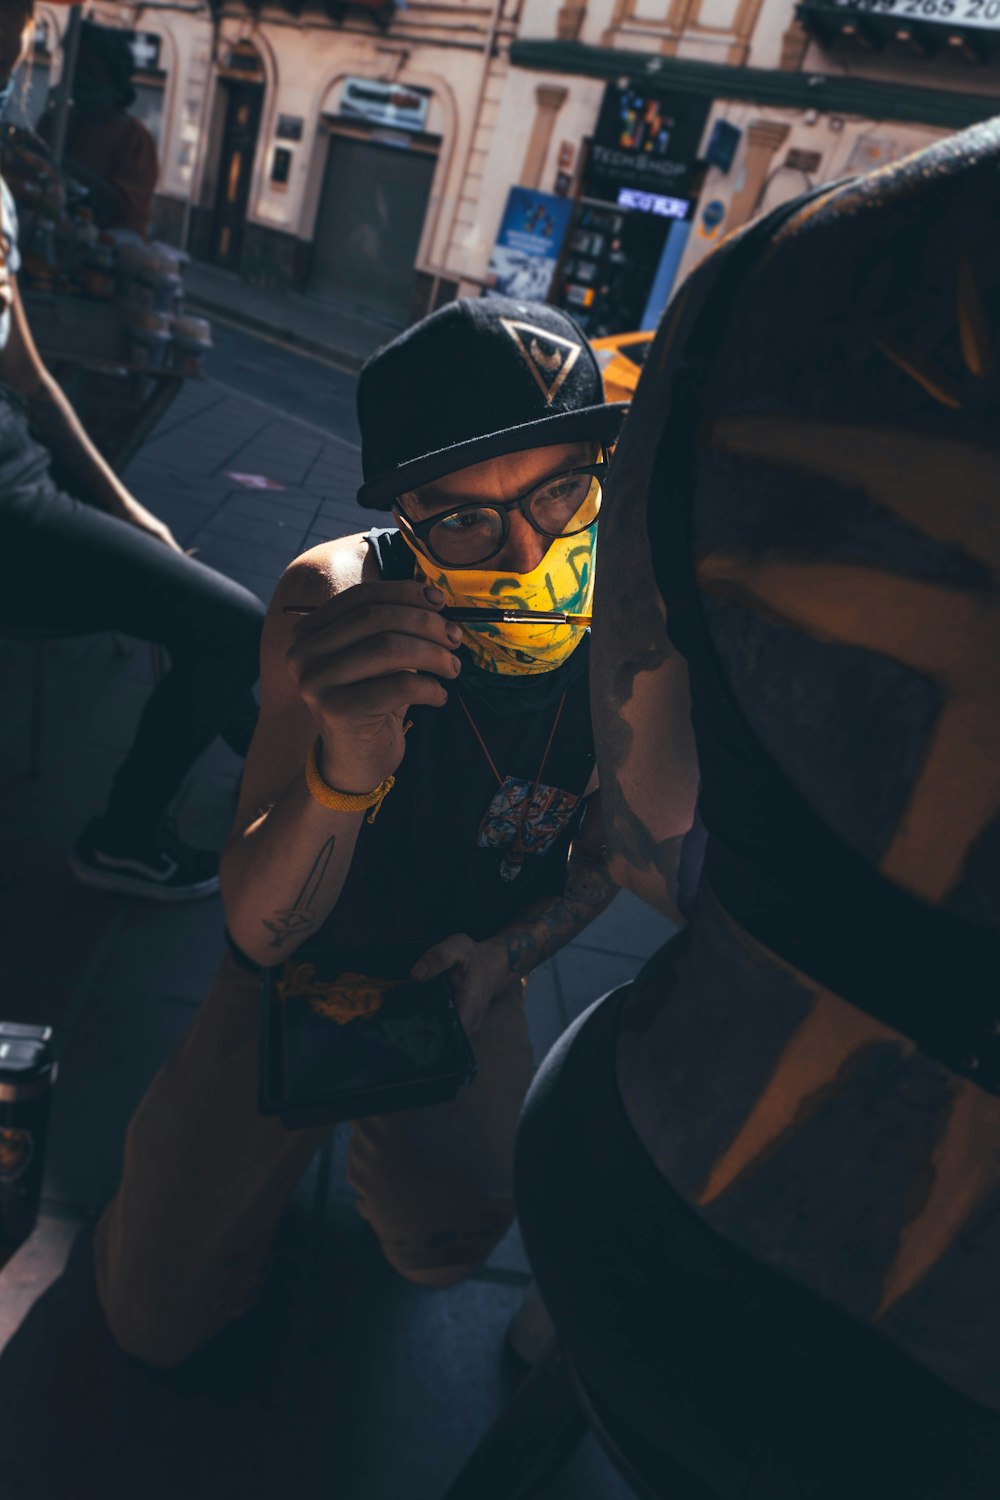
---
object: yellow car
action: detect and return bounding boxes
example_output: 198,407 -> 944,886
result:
590,330 -> 655,405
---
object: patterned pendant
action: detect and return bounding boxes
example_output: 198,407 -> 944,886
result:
499,854 -> 523,882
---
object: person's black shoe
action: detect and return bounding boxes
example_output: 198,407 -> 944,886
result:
68,819 -> 220,902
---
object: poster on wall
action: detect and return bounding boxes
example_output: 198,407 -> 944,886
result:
485,187 -> 574,302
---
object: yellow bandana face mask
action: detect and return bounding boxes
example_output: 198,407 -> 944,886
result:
399,523 -> 597,675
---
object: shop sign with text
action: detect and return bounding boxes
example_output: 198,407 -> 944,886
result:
826,0 -> 1000,27
340,78 -> 430,131
585,83 -> 708,198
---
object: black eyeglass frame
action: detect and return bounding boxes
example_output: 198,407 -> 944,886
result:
393,453 -> 608,569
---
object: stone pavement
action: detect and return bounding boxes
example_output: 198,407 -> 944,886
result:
0,373 -> 677,1500
185,260 -> 401,371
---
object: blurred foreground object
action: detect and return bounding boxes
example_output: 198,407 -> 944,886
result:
449,120 -> 1000,1500
0,1023 -> 56,1251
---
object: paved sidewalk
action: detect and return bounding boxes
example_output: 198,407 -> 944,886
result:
0,374 -> 676,1500
185,262 -> 404,371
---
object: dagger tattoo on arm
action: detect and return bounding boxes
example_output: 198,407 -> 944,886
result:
262,837 -> 336,951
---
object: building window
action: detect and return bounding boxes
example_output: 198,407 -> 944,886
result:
12,18 -> 52,128
126,32 -> 168,150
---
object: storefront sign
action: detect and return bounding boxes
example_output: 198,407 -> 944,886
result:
589,141 -> 691,192
586,82 -> 709,198
616,187 -> 690,219
486,187 -> 574,302
826,0 -> 1000,28
340,77 -> 430,132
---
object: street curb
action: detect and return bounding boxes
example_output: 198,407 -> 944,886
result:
184,294 -> 370,374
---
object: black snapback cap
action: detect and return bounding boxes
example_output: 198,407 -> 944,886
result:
356,296 -> 627,510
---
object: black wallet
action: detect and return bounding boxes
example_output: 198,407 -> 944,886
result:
259,944 -> 478,1129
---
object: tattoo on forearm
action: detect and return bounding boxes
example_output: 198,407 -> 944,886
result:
262,836 -> 336,950
503,850 -> 618,976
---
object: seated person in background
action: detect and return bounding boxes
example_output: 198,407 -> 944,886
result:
93,296 -> 626,1368
39,20 -> 157,238
0,0 -> 263,899
513,122 -> 1000,1497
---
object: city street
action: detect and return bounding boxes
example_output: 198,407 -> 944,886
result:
0,326 -> 674,1500
198,319 -> 363,443
0,0 -> 993,1485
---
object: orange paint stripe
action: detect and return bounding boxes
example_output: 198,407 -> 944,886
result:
957,250 -> 991,381
875,340 -> 962,410
696,994 -> 899,1208
875,1082 -> 1000,1321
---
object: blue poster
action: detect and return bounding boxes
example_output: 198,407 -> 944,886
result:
486,187 -> 574,302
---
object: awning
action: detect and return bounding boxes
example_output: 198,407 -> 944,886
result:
508,36 -> 1000,130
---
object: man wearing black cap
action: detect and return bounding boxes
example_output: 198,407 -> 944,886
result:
94,297 -> 626,1367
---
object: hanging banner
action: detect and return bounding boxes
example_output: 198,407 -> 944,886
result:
485,186 -> 574,302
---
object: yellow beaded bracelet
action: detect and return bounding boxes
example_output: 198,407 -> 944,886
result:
304,726 -> 411,824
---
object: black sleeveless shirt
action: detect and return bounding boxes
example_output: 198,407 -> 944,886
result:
291,529 -> 595,971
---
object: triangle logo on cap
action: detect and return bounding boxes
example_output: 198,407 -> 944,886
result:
499,319 -> 582,406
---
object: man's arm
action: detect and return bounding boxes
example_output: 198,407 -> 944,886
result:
0,280 -> 180,549
411,791 -> 619,1033
219,545 -> 371,968
484,791 -> 618,980
220,538 -> 462,968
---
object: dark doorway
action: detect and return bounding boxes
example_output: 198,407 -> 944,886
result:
210,79 -> 264,269
309,132 -> 437,326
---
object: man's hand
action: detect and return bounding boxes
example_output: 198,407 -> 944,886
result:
114,496 -> 184,553
411,932 -> 508,1035
285,578 -> 463,794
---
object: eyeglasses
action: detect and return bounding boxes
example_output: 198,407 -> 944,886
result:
394,457 -> 607,568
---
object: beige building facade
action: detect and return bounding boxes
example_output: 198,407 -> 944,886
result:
472,0 -> 999,332
27,0 -> 1000,333
33,0 -> 525,325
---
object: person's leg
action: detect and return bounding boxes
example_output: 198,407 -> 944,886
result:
83,531 -> 263,847
0,436 -> 264,889
347,978 -> 535,1285
93,952 -> 331,1368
